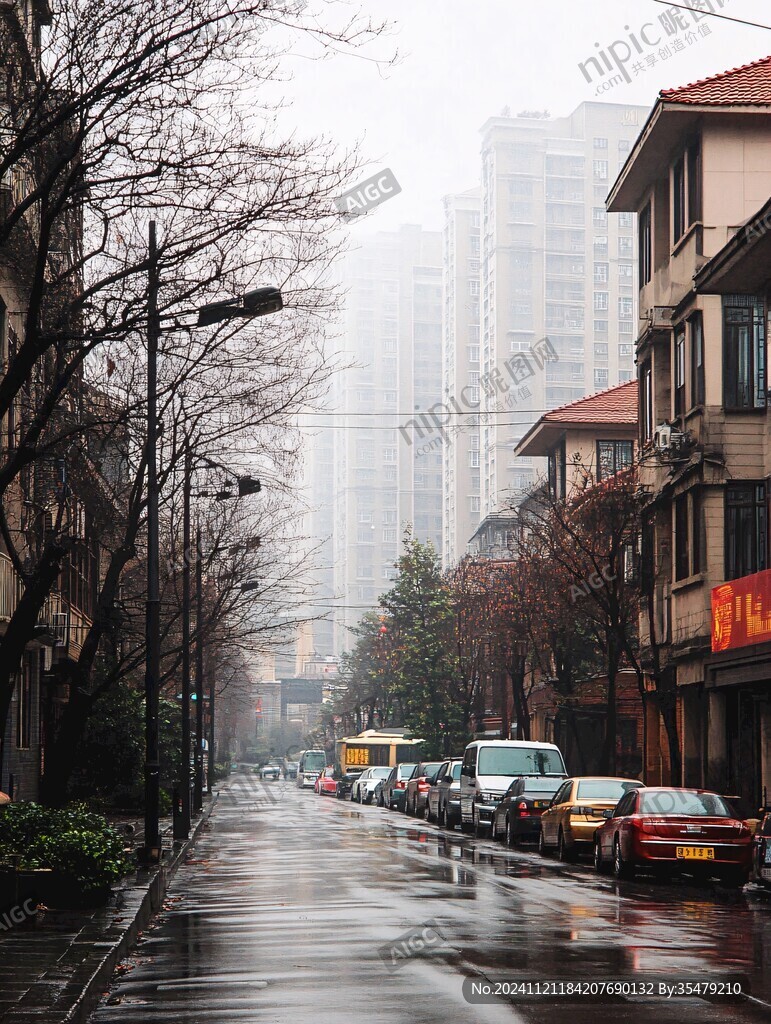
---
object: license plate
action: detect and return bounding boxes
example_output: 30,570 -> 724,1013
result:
761,867 -> 771,880
676,846 -> 714,860
533,801 -> 547,809
764,845 -> 771,864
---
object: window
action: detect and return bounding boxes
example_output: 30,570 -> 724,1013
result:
470,496 -> 481,513
593,207 -> 607,227
619,212 -> 633,229
618,139 -> 631,154
639,202 -> 652,285
688,140 -> 702,224
723,295 -> 766,409
593,160 -> 608,180
674,326 -> 686,417
594,342 -> 608,359
382,528 -> 397,543
673,155 -> 686,243
594,291 -> 609,312
726,483 -> 767,581
675,493 -> 689,581
468,345 -> 480,364
641,362 -> 653,443
594,262 -> 609,284
692,489 -> 703,575
593,235 -> 608,256
618,237 -> 633,258
469,450 -> 480,468
383,447 -> 397,463
594,319 -> 608,335
15,656 -> 33,750
548,442 -> 566,500
597,440 -> 633,479
690,311 -> 704,407
469,279 -> 480,296
619,262 -> 633,279
593,137 -> 608,149
618,297 -> 633,320
594,368 -> 609,389
619,343 -> 633,358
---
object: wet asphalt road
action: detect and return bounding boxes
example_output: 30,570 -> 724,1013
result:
90,772 -> 771,1024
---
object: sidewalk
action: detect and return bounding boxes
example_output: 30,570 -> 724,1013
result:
0,797 -> 216,1024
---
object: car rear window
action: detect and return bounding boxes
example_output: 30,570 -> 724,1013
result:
373,767 -> 391,778
577,780 -> 642,801
522,777 -> 562,794
399,764 -> 417,778
640,790 -> 733,817
451,763 -> 462,781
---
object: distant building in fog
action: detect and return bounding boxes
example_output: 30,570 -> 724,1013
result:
331,225 -> 443,651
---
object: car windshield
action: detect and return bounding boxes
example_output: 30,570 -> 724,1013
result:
520,777 -> 563,795
372,767 -> 392,778
577,780 -> 641,801
303,751 -> 326,770
477,747 -> 565,777
451,763 -> 462,781
639,790 -> 733,817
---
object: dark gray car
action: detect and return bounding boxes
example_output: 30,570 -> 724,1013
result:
426,758 -> 463,827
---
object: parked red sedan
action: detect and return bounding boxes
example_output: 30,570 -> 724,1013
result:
314,767 -> 339,796
594,787 -> 753,887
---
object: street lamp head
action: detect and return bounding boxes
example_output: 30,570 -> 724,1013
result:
196,286 -> 283,327
237,475 -> 261,497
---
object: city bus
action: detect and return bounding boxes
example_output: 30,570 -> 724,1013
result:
335,729 -> 423,775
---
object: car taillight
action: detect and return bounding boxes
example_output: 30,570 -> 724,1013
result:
418,779 -> 430,792
396,781 -> 406,789
517,801 -> 529,813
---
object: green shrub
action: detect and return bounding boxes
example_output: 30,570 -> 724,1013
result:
0,802 -> 129,896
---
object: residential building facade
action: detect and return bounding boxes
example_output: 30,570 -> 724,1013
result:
608,55 -> 771,809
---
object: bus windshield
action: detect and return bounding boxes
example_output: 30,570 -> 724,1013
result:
303,751 -> 327,771
477,747 -> 565,777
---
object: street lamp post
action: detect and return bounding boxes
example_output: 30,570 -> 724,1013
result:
194,520 -> 204,811
173,445 -> 193,842
142,221 -> 162,863
140,219 -> 282,860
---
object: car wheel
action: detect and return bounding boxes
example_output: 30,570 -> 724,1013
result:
438,803 -> 446,828
594,838 -> 609,874
505,816 -> 514,847
377,793 -> 384,807
424,801 -> 432,822
474,806 -> 486,838
613,837 -> 635,880
406,797 -> 414,816
538,828 -> 548,856
558,828 -> 574,863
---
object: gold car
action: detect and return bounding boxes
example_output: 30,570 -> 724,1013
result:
539,776 -> 644,861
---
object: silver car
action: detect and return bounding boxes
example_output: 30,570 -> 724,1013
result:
350,766 -> 392,804
426,758 -> 462,828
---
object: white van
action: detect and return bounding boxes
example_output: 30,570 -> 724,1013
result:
296,748 -> 327,789
459,740 -> 567,835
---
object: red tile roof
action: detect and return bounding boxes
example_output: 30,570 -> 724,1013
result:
660,54 -> 771,106
542,380 -> 638,426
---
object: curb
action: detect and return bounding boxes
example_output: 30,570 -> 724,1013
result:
4,795 -> 218,1024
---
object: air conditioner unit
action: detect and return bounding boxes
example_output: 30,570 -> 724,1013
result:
650,306 -> 674,328
653,423 -> 672,450
51,612 -> 69,647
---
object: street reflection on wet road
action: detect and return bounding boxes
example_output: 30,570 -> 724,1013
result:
90,775 -> 771,1024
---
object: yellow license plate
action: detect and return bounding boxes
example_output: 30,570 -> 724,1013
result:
676,846 -> 715,860
533,801 -> 547,808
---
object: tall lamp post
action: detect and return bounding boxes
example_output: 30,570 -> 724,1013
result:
141,217 -> 281,861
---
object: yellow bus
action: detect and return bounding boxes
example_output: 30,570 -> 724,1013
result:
335,729 -> 423,774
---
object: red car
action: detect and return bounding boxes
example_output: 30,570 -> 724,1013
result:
314,767 -> 338,796
594,787 -> 753,887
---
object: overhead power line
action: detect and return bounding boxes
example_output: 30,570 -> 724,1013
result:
650,0 -> 771,31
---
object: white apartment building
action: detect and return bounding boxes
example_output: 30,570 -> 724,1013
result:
479,101 -> 649,518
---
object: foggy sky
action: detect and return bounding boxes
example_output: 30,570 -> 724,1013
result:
285,0 -> 771,232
